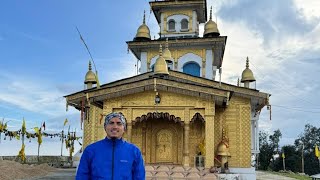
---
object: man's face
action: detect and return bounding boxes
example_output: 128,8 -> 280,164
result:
105,117 -> 125,139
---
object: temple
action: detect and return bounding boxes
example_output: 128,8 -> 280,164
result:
65,0 -> 270,179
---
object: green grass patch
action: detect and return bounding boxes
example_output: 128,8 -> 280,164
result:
270,171 -> 311,180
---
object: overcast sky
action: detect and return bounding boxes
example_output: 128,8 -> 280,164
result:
0,0 -> 319,155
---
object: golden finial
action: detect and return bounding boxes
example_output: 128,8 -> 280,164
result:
204,6 -> 220,37
159,44 -> 163,56
222,128 -> 226,140
88,60 -> 92,70
241,56 -> 255,86
154,44 -> 169,75
134,10 -> 151,40
143,10 -> 146,24
165,38 -> 169,49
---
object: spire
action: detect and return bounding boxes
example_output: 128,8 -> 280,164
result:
237,78 -> 240,86
204,6 -> 220,37
134,10 -> 151,41
84,60 -> 97,89
163,38 -> 173,68
165,38 -> 169,49
159,44 -> 163,57
241,56 -> 256,88
88,60 -> 92,71
154,44 -> 169,75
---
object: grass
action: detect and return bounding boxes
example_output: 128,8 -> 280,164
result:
270,171 -> 311,180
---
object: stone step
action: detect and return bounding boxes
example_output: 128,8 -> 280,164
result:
145,165 -> 217,179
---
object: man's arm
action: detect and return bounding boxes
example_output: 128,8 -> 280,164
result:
132,149 -> 145,180
76,148 -> 91,180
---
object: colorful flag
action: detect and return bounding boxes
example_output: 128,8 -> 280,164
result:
22,118 -> 26,134
64,118 -> 68,126
33,127 -> 39,134
315,145 -> 319,158
282,152 -> 285,159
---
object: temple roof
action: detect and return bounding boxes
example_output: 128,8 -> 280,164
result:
149,0 -> 207,23
65,71 -> 269,111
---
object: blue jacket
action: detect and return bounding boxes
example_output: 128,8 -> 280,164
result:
76,137 -> 145,180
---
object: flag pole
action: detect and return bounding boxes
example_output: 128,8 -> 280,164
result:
61,129 -> 64,156
282,152 -> 286,171
76,26 -> 100,88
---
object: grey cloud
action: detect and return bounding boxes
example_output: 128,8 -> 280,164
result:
218,0 -> 318,46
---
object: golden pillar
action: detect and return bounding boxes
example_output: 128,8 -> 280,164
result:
142,123 -> 147,160
127,122 -> 132,142
183,121 -> 190,166
205,114 -> 215,168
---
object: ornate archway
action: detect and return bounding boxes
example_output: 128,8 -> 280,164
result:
132,112 -> 183,164
132,112 -> 183,126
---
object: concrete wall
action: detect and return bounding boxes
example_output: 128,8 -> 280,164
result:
1,155 -> 70,167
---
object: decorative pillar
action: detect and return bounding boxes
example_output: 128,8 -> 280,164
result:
183,121 -> 190,166
142,123 -> 147,159
205,102 -> 215,168
205,114 -> 215,168
127,122 -> 132,142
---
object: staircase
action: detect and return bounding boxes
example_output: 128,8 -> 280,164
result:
145,165 -> 217,180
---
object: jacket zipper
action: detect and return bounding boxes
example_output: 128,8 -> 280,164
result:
112,139 -> 115,180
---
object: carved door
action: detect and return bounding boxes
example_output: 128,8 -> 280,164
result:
156,129 -> 173,163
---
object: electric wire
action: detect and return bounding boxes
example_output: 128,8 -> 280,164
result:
249,60 -> 319,107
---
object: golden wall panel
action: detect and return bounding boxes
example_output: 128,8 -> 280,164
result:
164,10 -> 193,19
239,105 -> 251,167
219,96 -> 251,168
177,49 -> 203,60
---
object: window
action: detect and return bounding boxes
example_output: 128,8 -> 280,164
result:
181,19 -> 188,31
183,62 -> 200,77
168,20 -> 176,31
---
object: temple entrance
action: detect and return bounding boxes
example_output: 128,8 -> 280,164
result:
155,129 -> 173,163
132,112 -> 184,165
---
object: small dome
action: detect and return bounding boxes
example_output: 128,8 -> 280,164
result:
204,7 -> 220,37
162,38 -> 173,63
154,44 -> 169,75
216,141 -> 231,156
241,57 -> 256,83
134,11 -> 151,41
84,61 -> 97,84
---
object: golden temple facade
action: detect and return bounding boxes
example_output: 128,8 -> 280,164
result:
65,0 -> 269,177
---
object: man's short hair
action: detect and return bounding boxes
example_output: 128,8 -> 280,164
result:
104,112 -> 127,130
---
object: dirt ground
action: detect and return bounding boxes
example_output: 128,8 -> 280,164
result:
0,159 -> 56,180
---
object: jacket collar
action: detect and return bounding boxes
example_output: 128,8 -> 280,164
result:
104,137 -> 125,145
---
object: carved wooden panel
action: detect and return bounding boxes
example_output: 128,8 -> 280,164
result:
156,129 -> 173,162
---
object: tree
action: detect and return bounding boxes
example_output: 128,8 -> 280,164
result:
258,129 -> 282,170
269,129 -> 282,169
294,124 -> 320,175
273,145 -> 300,172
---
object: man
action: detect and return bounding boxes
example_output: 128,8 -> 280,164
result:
76,112 -> 145,180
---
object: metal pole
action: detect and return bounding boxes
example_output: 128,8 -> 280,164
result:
61,130 -> 64,156
302,143 -> 304,174
283,156 -> 285,171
